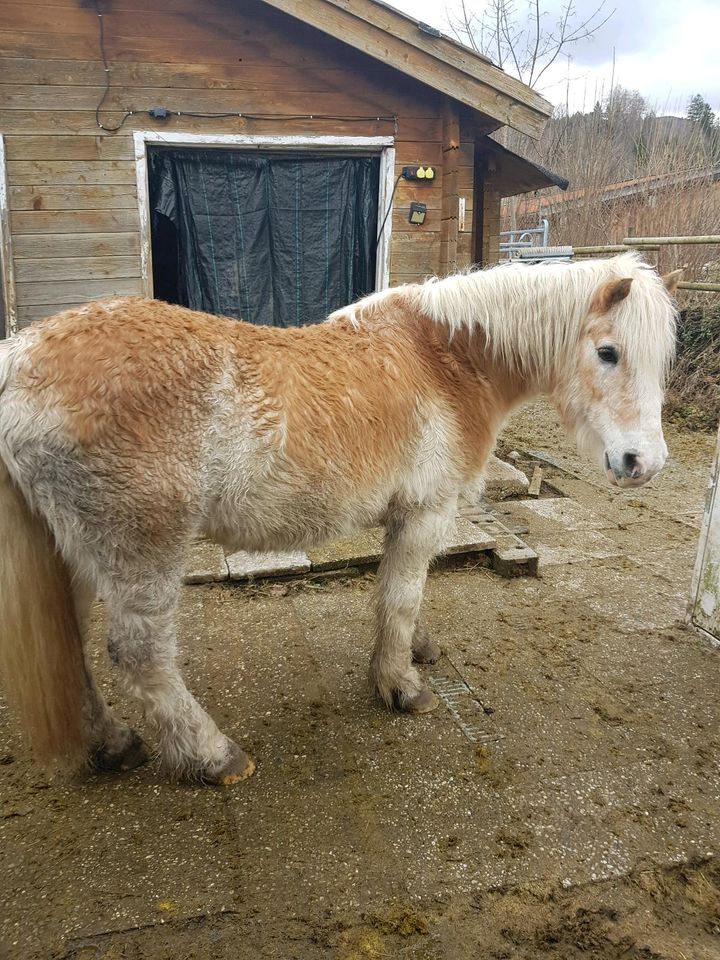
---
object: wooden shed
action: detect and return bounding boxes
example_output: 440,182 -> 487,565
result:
0,0 -> 566,335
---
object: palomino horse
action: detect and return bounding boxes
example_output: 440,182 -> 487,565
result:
0,253 -> 680,784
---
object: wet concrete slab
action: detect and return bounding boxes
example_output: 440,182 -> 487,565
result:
498,498 -> 627,565
532,528 -> 623,566
226,548 -> 311,579
514,496 -> 618,531
444,517 -> 496,555
483,455 -> 529,500
184,540 -> 229,584
305,528 -> 384,571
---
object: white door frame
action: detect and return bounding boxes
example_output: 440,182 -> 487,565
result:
133,131 -> 395,305
0,136 -> 17,337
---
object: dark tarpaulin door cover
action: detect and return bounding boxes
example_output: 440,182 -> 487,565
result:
148,147 -> 380,327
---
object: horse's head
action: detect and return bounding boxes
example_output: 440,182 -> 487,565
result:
555,262 -> 680,488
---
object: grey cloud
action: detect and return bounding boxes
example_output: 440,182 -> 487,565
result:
533,0 -> 676,66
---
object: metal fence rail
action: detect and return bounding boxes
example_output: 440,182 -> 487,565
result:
573,235 -> 720,293
500,226 -> 720,292
623,235 -> 720,246
573,244 -> 660,255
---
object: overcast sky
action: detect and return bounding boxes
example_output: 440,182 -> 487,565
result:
388,0 -> 720,116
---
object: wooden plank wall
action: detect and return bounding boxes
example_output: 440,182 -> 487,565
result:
476,150 -> 502,267
0,0 -> 485,327
439,103 -> 459,274
457,142 -> 475,269
480,186 -> 502,265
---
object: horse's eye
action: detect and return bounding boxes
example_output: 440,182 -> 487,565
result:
597,345 -> 619,365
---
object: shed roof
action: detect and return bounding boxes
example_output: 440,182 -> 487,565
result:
482,138 -> 570,197
258,0 -> 553,139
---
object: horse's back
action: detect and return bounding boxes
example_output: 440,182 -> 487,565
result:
1,295 -> 458,560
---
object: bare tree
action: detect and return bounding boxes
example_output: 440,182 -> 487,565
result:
448,0 -> 613,89
448,0 -> 614,232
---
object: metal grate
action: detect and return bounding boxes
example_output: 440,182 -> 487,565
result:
429,675 -> 502,744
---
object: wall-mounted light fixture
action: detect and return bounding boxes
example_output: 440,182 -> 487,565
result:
409,201 -> 427,225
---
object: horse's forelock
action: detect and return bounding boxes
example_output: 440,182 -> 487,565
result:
605,256 -> 677,383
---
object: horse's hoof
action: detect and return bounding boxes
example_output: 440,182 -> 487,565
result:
392,686 -> 439,714
92,730 -> 149,773
207,743 -> 256,786
412,638 -> 442,664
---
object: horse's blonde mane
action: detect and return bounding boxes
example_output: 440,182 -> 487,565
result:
412,252 -> 677,383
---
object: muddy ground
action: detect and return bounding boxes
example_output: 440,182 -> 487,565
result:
1,402 -> 719,960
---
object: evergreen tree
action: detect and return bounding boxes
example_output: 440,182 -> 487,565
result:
687,94 -> 716,135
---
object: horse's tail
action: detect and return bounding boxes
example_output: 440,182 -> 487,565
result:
0,341 -> 87,762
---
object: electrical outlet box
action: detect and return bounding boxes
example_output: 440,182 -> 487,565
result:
402,165 -> 435,181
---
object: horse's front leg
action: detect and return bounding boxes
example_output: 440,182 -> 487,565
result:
370,501 -> 454,712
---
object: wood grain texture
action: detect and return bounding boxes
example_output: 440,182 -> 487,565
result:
440,101 -> 460,274
7,160 -> 136,185
10,209 -> 139,235
17,303 -> 56,327
16,276 -> 143,305
14,255 -> 141,282
0,111 -> 432,139
259,0 -> 550,137
12,232 -> 140,259
9,185 -> 137,211
4,135 -> 135,161
0,136 -> 17,335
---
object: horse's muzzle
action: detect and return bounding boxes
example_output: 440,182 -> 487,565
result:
604,450 -> 662,488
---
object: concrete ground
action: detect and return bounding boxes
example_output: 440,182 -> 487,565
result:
1,402 -> 719,959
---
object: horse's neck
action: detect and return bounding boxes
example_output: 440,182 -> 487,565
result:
407,308 -> 542,421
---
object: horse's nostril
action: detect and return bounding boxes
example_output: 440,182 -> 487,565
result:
622,452 -> 642,478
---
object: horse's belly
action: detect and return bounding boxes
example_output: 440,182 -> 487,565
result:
202,465 -> 392,554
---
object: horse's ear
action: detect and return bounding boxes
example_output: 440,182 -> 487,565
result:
662,269 -> 683,295
591,277 -> 633,314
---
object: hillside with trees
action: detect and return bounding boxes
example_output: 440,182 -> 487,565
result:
498,87 -> 718,262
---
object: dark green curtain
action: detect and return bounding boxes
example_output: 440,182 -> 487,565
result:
148,148 -> 380,327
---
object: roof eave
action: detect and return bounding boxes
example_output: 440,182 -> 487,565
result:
480,137 -> 568,196
258,0 -> 553,139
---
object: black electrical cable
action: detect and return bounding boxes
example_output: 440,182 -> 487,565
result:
93,0 -> 133,133
176,112 -> 397,124
376,172 -> 403,242
90,1 -> 397,135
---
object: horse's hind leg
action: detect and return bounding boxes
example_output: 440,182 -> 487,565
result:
370,501 -> 454,712
72,578 -> 149,772
103,569 -> 254,784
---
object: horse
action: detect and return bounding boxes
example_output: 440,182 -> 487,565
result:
0,253 -> 680,785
